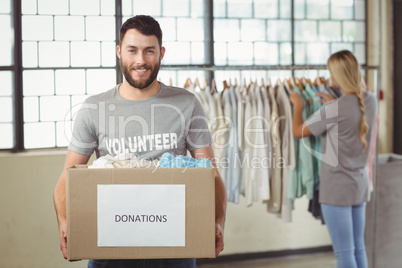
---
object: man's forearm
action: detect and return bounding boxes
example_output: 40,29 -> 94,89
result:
53,173 -> 67,225
214,170 -> 227,226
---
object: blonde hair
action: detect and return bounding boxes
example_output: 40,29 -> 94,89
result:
327,50 -> 369,152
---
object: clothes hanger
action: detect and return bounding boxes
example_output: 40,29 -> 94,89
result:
210,79 -> 217,95
184,78 -> 192,88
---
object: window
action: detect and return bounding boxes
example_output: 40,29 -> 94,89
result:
4,0 -> 366,150
21,0 -> 117,149
0,0 -> 13,149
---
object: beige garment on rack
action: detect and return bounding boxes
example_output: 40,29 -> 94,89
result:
267,85 -> 283,214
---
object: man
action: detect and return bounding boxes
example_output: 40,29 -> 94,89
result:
53,15 -> 227,268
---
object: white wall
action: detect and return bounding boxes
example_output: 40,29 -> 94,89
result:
0,151 -> 331,268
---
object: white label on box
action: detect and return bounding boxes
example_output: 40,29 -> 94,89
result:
97,184 -> 185,247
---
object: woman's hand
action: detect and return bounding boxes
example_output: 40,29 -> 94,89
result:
315,92 -> 334,104
289,92 -> 303,108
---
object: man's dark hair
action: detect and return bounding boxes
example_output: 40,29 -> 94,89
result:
119,15 -> 163,48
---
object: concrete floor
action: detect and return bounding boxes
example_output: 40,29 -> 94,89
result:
198,252 -> 337,268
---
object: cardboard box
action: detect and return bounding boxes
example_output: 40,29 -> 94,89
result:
66,165 -> 215,261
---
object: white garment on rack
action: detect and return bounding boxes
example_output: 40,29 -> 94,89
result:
220,89 -> 231,187
243,84 -> 270,206
276,83 -> 295,222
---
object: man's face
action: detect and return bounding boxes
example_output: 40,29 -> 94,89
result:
118,29 -> 165,89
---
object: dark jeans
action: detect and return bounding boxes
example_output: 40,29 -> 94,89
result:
88,258 -> 196,268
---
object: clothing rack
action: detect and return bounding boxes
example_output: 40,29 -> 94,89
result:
161,64 -> 380,71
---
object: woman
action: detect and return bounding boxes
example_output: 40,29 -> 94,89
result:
290,50 -> 377,268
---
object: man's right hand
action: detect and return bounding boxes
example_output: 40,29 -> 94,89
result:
54,150 -> 91,260
58,221 -> 68,259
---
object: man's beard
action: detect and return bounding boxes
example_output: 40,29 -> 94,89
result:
120,60 -> 161,89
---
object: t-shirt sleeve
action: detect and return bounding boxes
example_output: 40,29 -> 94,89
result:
68,102 -> 98,155
185,96 -> 213,151
305,100 -> 338,137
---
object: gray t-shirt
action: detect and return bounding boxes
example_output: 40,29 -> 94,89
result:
68,83 -> 212,160
305,92 -> 377,206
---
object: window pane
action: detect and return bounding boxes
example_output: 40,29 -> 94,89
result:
38,0 -> 68,15
331,43 -> 353,54
343,21 -> 365,42
254,43 -> 278,65
355,0 -> 365,20
162,42 -> 191,64
101,0 -> 115,16
306,0 -> 329,19
0,0 -> 11,13
86,16 -> 115,41
267,20 -> 291,41
23,70 -> 54,96
71,42 -> 101,67
280,43 -> 292,65
102,42 -> 117,67
227,0 -> 252,18
267,70 -> 292,82
331,0 -> 353,20
0,97 -> 12,122
241,19 -> 266,41
254,0 -> 278,19
214,42 -> 227,65
191,42 -> 205,64
56,69 -> 86,95
55,16 -> 85,41
86,69 -> 116,95
306,43 -> 329,64
0,124 -> 13,149
0,40 -> 13,66
294,70 -> 319,80
355,43 -> 366,64
133,0 -> 161,16
40,96 -> 71,121
22,15 -> 53,41
122,0 -> 133,16
22,42 -> 38,67
319,21 -> 341,42
24,122 -> 56,149
227,42 -> 253,65
70,0 -> 100,15
294,0 -> 305,19
163,0 -> 189,17
38,42 -> 70,67
190,0 -> 204,18
23,96 -> 39,122
177,18 -> 204,41
0,71 -> 12,96
280,0 -> 291,19
22,0 -> 37,14
214,19 -> 240,42
158,18 -> 176,41
0,15 -> 13,66
214,0 -> 226,18
295,43 -> 306,64
57,120 -> 71,147
295,20 -> 317,41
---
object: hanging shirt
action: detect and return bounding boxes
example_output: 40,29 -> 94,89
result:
225,87 -> 242,204
267,85 -> 282,213
276,83 -> 295,222
220,89 -> 232,192
288,87 -> 314,200
305,83 -> 322,187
